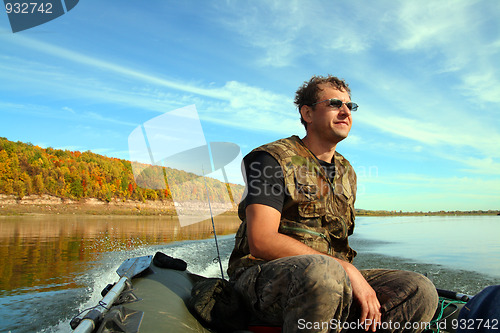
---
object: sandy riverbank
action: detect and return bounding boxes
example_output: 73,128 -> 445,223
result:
0,194 -> 238,216
1,194 -> 496,216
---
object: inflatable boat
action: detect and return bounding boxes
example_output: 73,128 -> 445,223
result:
70,253 -> 469,333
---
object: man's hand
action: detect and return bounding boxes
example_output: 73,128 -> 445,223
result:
342,263 -> 381,332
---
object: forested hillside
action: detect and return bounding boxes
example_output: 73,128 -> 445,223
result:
0,137 -> 243,204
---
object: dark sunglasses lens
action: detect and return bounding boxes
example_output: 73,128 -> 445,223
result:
329,99 -> 343,108
344,102 -> 354,110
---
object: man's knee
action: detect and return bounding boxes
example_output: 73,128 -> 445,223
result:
401,273 -> 439,328
415,273 -> 438,301
293,255 -> 352,301
282,255 -> 352,331
404,272 -> 438,308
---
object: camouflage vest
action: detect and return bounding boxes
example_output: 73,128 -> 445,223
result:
228,136 -> 357,279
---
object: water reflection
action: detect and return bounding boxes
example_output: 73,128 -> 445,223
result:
0,215 -> 240,295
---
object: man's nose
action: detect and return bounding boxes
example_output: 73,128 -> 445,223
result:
338,104 -> 351,116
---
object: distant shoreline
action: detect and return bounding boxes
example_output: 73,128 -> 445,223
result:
1,194 -> 498,217
356,209 -> 500,216
0,194 -> 237,216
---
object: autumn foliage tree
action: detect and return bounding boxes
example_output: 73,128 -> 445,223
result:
0,137 -> 244,204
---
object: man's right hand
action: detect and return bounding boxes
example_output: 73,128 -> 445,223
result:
341,262 -> 382,332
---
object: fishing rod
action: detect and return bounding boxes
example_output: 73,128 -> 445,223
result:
202,166 -> 225,280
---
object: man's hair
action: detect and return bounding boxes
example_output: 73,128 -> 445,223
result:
294,75 -> 351,129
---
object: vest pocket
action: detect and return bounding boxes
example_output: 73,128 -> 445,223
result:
297,200 -> 326,218
325,215 -> 348,240
293,166 -> 329,217
295,182 -> 320,201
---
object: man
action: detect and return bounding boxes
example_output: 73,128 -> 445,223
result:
228,75 -> 438,332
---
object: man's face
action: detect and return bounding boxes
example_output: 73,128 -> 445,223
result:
305,84 -> 353,144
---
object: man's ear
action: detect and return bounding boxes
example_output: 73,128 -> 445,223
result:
300,105 -> 313,125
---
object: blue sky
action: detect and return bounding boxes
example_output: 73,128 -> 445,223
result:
1,1 -> 499,212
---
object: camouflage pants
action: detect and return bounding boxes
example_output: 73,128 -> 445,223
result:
233,255 -> 438,333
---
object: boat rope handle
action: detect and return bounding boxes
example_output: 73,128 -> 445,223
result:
98,300 -> 110,310
429,297 -> 466,333
70,300 -> 111,328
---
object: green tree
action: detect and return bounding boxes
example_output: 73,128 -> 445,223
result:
34,174 -> 45,194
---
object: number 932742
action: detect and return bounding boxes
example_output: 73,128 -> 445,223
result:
452,318 -> 499,330
5,2 -> 53,14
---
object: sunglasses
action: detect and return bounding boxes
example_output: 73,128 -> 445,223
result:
311,98 -> 358,112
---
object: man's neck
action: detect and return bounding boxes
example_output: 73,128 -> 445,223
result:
301,135 -> 337,163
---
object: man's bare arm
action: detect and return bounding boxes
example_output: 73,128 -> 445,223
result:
246,203 -> 381,332
247,203 -> 319,259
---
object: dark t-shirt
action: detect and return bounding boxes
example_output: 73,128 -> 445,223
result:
242,151 -> 336,213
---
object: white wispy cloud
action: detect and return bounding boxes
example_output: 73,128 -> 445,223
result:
1,35 -> 300,134
461,71 -> 500,104
361,112 -> 497,152
389,1 -> 474,51
0,98 -> 138,128
215,0 -> 500,111
214,1 -> 370,67
386,0 -> 500,104
62,107 -> 76,114
357,173 -> 500,211
457,157 -> 500,176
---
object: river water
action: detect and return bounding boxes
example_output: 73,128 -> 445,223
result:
0,214 -> 498,333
